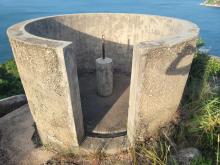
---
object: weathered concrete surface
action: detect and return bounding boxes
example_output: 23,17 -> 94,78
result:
7,13 -> 199,150
23,14 -> 198,74
128,39 -> 198,144
96,58 -> 113,96
0,94 -> 27,117
7,22 -> 84,151
81,135 -> 129,155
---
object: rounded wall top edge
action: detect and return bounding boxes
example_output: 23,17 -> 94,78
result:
136,33 -> 199,53
7,19 -> 72,49
7,13 -> 199,49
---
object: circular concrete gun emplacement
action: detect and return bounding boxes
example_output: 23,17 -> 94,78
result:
7,13 -> 199,153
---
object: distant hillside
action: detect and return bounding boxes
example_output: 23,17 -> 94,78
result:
205,0 -> 220,6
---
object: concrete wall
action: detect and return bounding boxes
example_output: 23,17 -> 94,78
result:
128,39 -> 197,144
7,23 -> 84,151
7,13 -> 199,150
25,14 -> 193,74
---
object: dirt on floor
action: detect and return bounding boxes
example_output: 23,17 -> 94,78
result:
45,151 -> 132,165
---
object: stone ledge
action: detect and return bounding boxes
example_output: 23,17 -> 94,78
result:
0,94 -> 27,117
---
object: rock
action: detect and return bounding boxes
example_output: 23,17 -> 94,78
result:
0,148 -> 9,165
176,147 -> 201,165
0,104 -> 54,164
0,94 -> 27,117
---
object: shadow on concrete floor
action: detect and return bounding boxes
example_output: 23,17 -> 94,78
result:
79,72 -> 130,137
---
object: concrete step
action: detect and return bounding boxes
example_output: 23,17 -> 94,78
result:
80,135 -> 129,154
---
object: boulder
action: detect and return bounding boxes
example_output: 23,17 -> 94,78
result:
176,147 -> 201,165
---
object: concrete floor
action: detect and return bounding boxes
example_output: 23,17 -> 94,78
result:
78,72 -> 130,137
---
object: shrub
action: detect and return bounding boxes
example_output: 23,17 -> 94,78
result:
0,59 -> 24,99
190,156 -> 212,165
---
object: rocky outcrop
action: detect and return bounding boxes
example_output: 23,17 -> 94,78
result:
202,0 -> 220,7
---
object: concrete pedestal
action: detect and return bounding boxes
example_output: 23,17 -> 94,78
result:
96,58 -> 113,96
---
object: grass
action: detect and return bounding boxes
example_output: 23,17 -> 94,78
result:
134,40 -> 220,164
0,59 -> 24,99
134,139 -> 176,165
182,53 -> 220,163
190,156 -> 213,165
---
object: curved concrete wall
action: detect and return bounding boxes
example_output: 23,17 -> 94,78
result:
25,14 -> 195,74
7,13 -> 199,150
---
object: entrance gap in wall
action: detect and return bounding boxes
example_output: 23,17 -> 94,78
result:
75,32 -> 133,138
78,70 -> 130,138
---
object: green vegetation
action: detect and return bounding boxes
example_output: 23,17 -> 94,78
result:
191,156 -> 213,165
134,139 -> 176,165
134,38 -> 220,164
0,59 -> 24,99
196,37 -> 205,48
182,52 -> 220,164
206,0 -> 220,5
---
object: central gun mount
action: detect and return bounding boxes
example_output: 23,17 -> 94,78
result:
102,35 -> 105,59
